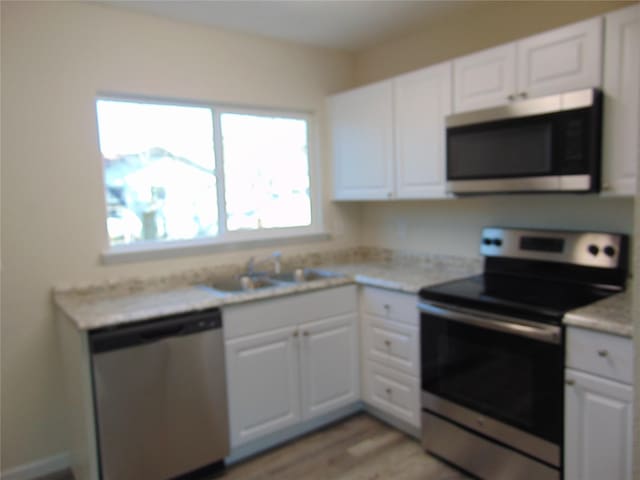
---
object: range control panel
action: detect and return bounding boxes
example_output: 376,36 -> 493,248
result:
480,227 -> 627,269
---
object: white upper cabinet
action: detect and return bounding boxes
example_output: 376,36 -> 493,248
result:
602,4 -> 639,196
454,44 -> 517,112
394,62 -> 452,199
329,63 -> 452,201
329,81 -> 394,200
453,17 -> 603,113
517,17 -> 603,99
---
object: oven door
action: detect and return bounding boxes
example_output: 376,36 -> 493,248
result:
419,301 -> 563,466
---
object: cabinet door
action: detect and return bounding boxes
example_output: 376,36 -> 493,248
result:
225,327 -> 301,447
453,43 -> 517,112
564,369 -> 633,480
329,81 -> 394,200
394,62 -> 452,199
299,313 -> 359,420
602,4 -> 639,196
517,17 -> 602,99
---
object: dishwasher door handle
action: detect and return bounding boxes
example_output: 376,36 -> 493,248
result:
90,308 -> 222,354
139,324 -> 187,343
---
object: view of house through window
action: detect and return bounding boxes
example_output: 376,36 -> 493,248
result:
96,99 -> 313,248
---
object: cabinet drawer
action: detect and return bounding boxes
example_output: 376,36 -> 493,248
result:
367,362 -> 420,428
361,287 -> 418,325
365,315 -> 419,376
224,285 -> 357,339
566,327 -> 633,384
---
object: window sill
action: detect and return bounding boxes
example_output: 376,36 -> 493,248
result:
101,232 -> 332,265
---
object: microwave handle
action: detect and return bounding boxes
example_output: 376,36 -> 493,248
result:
418,302 -> 561,345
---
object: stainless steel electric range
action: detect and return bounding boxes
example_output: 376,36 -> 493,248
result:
418,227 -> 628,480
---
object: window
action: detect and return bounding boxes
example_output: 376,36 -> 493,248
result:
96,98 -> 318,253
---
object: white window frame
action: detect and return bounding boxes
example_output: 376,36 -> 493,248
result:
97,95 -> 325,264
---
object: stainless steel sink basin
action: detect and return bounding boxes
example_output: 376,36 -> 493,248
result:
208,268 -> 346,294
209,275 -> 278,293
270,268 -> 345,283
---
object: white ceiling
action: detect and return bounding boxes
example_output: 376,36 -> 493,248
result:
102,1 -> 477,52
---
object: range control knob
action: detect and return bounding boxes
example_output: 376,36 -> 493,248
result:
588,245 -> 599,256
603,246 -> 616,257
482,238 -> 492,246
493,238 -> 503,247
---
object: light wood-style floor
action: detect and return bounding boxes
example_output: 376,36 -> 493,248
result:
223,414 -> 470,480
44,413 -> 469,480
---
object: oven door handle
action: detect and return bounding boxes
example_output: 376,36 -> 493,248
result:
418,302 -> 561,344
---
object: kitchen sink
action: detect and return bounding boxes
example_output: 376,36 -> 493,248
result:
208,268 -> 346,294
209,275 -> 279,293
270,268 -> 345,283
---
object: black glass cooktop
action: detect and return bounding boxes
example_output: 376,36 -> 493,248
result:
419,273 -> 618,325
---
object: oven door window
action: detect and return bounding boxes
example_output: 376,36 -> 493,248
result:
421,312 -> 563,443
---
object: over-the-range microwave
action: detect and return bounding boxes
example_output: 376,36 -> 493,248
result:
446,88 -> 602,195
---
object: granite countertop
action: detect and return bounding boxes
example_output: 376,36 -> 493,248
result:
315,262 -> 472,294
53,259 -> 479,331
54,252 -> 633,336
563,290 -> 633,338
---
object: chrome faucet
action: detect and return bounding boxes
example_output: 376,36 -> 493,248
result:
245,252 -> 282,276
246,256 -> 256,276
272,251 -> 282,275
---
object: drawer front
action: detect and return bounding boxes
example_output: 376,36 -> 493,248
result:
361,287 -> 418,325
566,327 -> 633,384
366,315 -> 419,376
367,362 -> 420,428
224,285 -> 357,339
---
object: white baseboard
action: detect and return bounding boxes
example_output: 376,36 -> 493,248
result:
1,453 -> 70,480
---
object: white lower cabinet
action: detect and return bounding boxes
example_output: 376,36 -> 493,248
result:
564,370 -> 633,480
360,286 -> 421,430
225,326 -> 302,446
300,315 -> 359,419
564,327 -> 634,480
224,286 -> 359,448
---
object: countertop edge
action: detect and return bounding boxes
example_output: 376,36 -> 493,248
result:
562,291 -> 633,338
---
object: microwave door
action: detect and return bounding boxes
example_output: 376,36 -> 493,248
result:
445,88 -> 601,194
448,121 -> 553,177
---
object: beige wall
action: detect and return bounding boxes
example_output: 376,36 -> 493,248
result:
360,196 -> 634,256
0,2 -> 357,471
355,0 -> 635,84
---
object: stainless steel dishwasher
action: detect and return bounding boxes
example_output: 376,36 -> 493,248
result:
90,308 -> 229,480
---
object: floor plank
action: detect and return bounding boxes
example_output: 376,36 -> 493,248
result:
50,414 -> 470,479
222,414 -> 470,480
